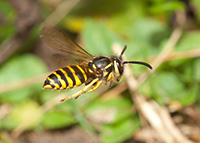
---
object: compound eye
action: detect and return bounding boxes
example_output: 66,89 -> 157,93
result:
116,59 -> 120,65
116,59 -> 123,75
116,60 -> 120,66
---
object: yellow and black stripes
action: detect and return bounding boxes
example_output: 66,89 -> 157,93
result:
55,70 -> 68,88
103,62 -> 114,82
43,65 -> 88,90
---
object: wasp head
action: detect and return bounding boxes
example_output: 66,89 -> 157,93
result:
113,45 -> 152,82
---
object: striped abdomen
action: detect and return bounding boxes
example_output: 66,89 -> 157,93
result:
43,65 -> 88,90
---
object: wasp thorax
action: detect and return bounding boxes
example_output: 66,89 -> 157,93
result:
92,56 -> 111,69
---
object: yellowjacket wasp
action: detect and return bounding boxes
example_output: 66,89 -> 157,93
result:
40,26 -> 152,102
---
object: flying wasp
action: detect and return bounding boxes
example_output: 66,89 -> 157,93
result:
40,26 -> 152,102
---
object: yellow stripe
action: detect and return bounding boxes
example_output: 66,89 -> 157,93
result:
76,65 -> 87,81
107,72 -> 114,81
47,77 -> 59,89
52,72 -> 66,89
103,71 -> 108,77
88,68 -> 93,73
114,60 -> 120,77
59,68 -> 73,88
67,66 -> 82,86
92,64 -> 96,69
105,63 -> 112,69
43,84 -> 53,89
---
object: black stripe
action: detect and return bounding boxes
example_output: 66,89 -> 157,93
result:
56,70 -> 69,88
62,67 -> 76,86
105,64 -> 113,79
79,65 -> 87,74
44,79 -> 55,88
106,65 -> 112,73
105,72 -> 112,80
49,74 -> 62,88
70,65 -> 86,84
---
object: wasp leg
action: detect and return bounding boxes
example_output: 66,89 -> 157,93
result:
109,81 -> 113,87
60,78 -> 99,102
75,80 -> 103,99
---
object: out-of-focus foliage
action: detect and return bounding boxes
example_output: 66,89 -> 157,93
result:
0,0 -> 200,142
1,100 -> 42,130
82,19 -> 123,56
0,54 -> 48,103
84,98 -> 140,143
0,1 -> 15,42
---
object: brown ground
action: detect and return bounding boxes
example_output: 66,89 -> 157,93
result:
3,127 -> 100,143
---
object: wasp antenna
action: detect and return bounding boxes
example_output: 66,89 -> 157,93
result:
119,45 -> 127,59
123,61 -> 153,70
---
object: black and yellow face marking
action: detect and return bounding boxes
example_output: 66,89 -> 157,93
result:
41,26 -> 152,102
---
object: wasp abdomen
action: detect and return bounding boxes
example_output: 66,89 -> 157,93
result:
43,65 -> 88,90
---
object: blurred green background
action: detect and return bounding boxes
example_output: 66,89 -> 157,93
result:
0,0 -> 200,143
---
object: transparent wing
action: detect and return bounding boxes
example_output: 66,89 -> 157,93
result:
40,26 -> 93,67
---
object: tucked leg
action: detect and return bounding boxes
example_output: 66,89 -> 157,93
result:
60,78 -> 99,102
75,80 -> 103,99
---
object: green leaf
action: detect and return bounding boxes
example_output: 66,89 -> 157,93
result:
0,100 -> 41,130
193,58 -> 200,82
84,97 -> 140,142
129,18 -> 168,52
141,72 -> 198,105
180,85 -> 198,106
82,19 -> 124,56
101,116 -> 140,143
0,54 -> 48,103
105,1 -> 147,37
142,72 -> 183,104
154,72 -> 184,100
176,31 -> 200,51
85,98 -> 133,123
42,110 -> 76,129
0,1 -> 16,42
149,1 -> 185,14
126,18 -> 168,65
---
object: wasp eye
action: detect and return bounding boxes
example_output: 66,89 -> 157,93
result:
116,61 -> 119,66
116,59 -> 123,75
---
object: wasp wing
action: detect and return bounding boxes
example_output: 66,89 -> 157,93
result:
40,26 -> 93,68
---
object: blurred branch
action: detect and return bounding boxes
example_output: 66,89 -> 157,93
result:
162,48 -> 200,62
12,89 -> 82,137
0,0 -> 42,64
41,0 -> 80,27
112,27 -> 193,143
135,28 -> 182,89
12,92 -> 62,137
150,28 -> 182,71
0,104 -> 11,119
0,73 -> 49,93
148,48 -> 200,63
100,82 -> 127,99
